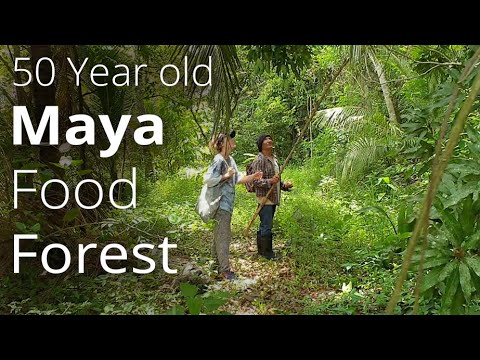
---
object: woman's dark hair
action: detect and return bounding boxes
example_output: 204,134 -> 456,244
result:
211,131 -> 235,153
215,133 -> 227,152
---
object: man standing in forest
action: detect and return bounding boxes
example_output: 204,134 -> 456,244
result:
251,134 -> 293,260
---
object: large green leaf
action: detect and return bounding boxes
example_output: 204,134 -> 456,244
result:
464,229 -> 480,250
446,163 -> 480,176
15,222 -> 27,232
179,283 -> 198,298
470,270 -> 480,293
439,172 -> 456,195
451,288 -> 466,315
422,257 -> 451,270
434,205 -> 463,247
441,268 -> 459,313
397,203 -> 407,234
411,249 -> 442,262
438,261 -> 457,282
443,182 -> 478,209
465,257 -> 480,278
186,297 -> 202,315
421,266 -> 444,292
31,223 -> 41,233
459,262 -> 473,303
203,294 -> 229,313
459,195 -> 475,236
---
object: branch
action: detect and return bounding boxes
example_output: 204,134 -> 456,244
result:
0,54 -> 15,77
384,45 -> 461,66
190,109 -> 207,142
0,85 -> 15,106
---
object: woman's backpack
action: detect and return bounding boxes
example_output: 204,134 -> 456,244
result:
195,182 -> 223,222
195,158 -> 229,222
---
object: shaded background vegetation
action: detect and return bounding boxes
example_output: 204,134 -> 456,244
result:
1,45 -> 480,314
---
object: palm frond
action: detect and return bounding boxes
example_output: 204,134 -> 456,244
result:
350,45 -> 367,63
339,136 -> 387,181
170,45 -> 242,136
313,106 -> 367,131
366,114 -> 403,138
388,51 -> 415,77
313,104 -> 403,145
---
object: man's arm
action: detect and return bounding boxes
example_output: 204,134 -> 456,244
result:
281,180 -> 293,191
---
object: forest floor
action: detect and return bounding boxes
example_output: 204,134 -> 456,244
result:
182,235 -> 339,315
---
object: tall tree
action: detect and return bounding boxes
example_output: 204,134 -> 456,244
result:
30,45 -> 65,215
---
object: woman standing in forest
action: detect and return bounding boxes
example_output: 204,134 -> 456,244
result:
204,131 -> 263,280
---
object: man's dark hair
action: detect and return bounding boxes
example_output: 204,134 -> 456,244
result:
257,134 -> 272,152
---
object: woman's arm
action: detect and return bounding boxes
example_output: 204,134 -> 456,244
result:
237,172 -> 262,185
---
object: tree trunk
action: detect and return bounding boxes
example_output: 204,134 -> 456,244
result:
131,46 -> 154,179
12,46 -> 34,190
54,46 -> 74,140
31,45 -> 65,218
368,51 -> 399,124
12,46 -> 30,108
31,46 -> 62,171
72,46 -> 87,170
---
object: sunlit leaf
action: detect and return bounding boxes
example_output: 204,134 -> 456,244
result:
186,297 -> 202,315
180,283 -> 198,298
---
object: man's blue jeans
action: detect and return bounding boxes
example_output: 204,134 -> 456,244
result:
259,205 -> 276,237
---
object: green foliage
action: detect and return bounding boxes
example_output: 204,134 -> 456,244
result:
3,45 -> 480,315
414,125 -> 480,314
244,45 -> 312,78
166,283 -> 230,315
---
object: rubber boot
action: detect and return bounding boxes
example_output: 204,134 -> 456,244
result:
256,231 -> 264,256
260,234 -> 278,260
